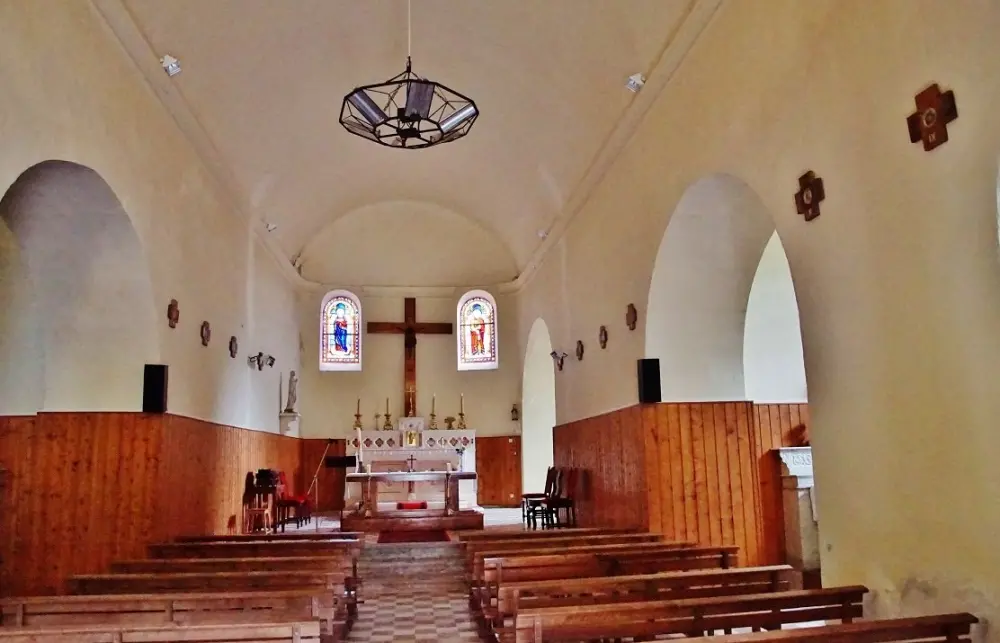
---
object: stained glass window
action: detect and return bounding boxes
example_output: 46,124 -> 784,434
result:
320,290 -> 362,371
457,290 -> 498,371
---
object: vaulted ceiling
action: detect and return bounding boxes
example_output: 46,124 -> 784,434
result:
104,0 -> 705,283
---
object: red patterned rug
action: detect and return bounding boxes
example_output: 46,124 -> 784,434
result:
376,529 -> 451,544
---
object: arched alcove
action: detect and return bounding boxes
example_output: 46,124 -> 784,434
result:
521,317 -> 556,494
0,161 -> 159,412
744,232 -> 807,402
645,174 -> 776,401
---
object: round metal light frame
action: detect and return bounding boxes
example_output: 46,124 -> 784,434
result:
339,58 -> 479,149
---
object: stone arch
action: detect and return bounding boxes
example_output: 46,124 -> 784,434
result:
521,317 -> 556,494
0,161 -> 159,412
645,173 -> 805,402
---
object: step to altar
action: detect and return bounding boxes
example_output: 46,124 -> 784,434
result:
341,508 -> 484,532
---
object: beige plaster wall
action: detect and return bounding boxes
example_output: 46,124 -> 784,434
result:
299,291 -> 520,439
0,2 -> 299,431
514,0 -> 1000,628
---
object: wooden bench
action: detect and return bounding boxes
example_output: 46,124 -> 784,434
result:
485,564 -> 795,635
456,527 -> 638,543
147,539 -> 361,559
513,585 -> 868,643
174,531 -> 361,543
68,571 -> 344,595
0,620 -> 320,642
683,613 -> 979,643
471,544 -> 737,608
0,590 -> 338,634
464,533 -> 670,569
111,555 -> 353,575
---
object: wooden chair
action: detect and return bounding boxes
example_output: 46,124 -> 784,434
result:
543,467 -> 579,528
524,468 -> 561,530
275,470 -> 310,531
520,466 -> 556,527
241,472 -> 272,534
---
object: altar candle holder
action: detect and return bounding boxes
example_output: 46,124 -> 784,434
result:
429,412 -> 438,430
382,412 -> 393,431
352,412 -> 363,430
457,411 -> 467,430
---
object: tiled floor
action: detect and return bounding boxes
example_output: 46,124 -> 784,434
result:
346,578 -> 481,643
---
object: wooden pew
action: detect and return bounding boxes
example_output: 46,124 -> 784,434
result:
0,620 -> 320,642
464,532 -> 671,569
513,586 -> 868,643
685,613 -> 979,643
456,527 -> 637,542
147,539 -> 361,559
470,540 -> 700,582
471,544 -> 737,608
111,555 -> 351,575
174,531 -> 361,543
68,571 -> 343,595
487,565 -> 795,635
0,590 -> 337,632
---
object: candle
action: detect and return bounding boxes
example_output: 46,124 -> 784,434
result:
460,393 -> 464,414
385,397 -> 389,414
356,398 -> 360,415
431,394 -> 436,414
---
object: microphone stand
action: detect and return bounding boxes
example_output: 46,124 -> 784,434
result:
306,438 -> 334,532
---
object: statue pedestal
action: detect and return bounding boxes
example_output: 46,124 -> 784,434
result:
279,412 -> 300,437
777,447 -> 819,572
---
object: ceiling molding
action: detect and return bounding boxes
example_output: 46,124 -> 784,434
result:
512,0 -> 725,290
90,0 -> 722,299
90,0 -> 308,290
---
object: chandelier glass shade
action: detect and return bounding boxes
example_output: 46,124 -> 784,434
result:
339,57 -> 479,149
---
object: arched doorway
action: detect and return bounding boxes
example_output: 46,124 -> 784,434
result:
0,161 -> 159,412
521,317 -> 556,494
645,173 -> 810,567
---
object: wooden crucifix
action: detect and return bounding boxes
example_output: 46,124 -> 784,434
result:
367,297 -> 453,417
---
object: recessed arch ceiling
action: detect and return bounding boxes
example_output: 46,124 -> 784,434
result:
114,0 -> 698,275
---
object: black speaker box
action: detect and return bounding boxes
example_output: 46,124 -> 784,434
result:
324,455 -> 358,469
143,364 -> 168,414
637,358 -> 661,404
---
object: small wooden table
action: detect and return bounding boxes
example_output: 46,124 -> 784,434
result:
346,471 -> 477,517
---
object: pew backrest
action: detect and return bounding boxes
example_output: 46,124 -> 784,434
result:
174,532 -> 361,543
0,620 -> 321,642
68,571 -> 341,595
111,555 -> 352,575
682,613 -> 979,643
148,540 -> 361,559
456,527 -> 638,542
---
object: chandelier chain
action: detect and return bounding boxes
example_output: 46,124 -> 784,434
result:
407,0 -> 412,59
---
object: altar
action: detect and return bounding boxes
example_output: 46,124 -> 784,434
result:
342,416 -> 484,531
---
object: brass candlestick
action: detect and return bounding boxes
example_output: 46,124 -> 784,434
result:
457,411 -> 467,430
382,412 -> 393,431
429,412 -> 438,429
353,412 -> 363,430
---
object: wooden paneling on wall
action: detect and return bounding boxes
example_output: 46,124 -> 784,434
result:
642,402 -> 761,567
553,406 -> 649,529
476,436 -> 522,507
753,403 -> 811,564
299,439 -> 346,512
552,402 -> 812,568
0,413 -> 302,597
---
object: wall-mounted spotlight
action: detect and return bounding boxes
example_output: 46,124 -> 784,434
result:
248,352 -> 275,370
626,73 -> 645,93
550,350 -> 568,372
160,54 -> 181,77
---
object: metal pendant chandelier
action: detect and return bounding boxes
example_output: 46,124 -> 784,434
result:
339,1 -> 479,149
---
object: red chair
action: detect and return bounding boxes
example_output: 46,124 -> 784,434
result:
275,471 -> 311,531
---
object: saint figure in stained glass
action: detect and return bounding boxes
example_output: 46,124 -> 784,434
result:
457,290 -> 498,371
320,290 -> 362,371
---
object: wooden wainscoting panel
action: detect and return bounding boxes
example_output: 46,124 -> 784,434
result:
0,413 -> 302,597
475,435 -> 522,507
752,403 -> 810,564
641,402 -> 762,566
299,439 -> 346,512
553,407 -> 648,529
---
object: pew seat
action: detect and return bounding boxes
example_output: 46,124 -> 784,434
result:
173,532 -> 361,543
0,590 -> 338,634
68,571 -> 342,595
512,586 -> 868,643
0,620 -> 320,642
147,540 -> 361,559
684,613 -> 979,643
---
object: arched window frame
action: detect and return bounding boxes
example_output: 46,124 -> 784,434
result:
456,289 -> 498,371
319,289 -> 362,371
